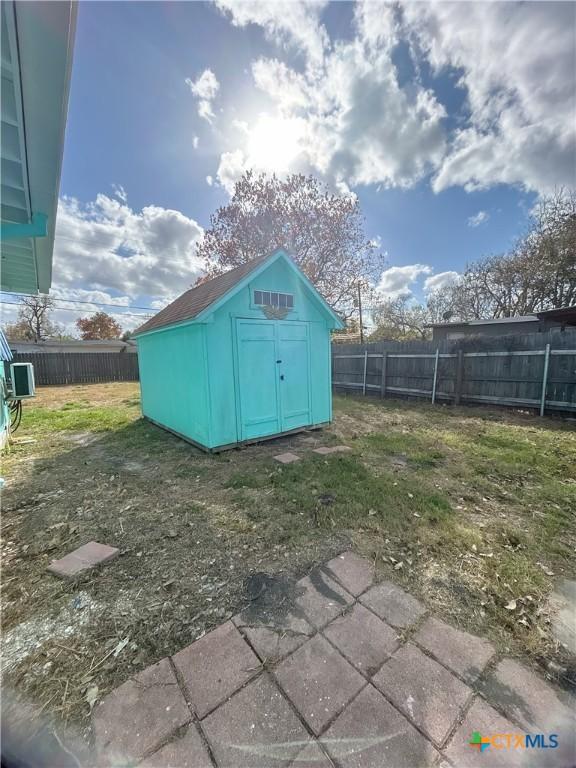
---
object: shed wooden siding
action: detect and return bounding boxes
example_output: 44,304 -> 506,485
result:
135,252 -> 339,451
137,323 -> 210,445
205,256 -> 332,448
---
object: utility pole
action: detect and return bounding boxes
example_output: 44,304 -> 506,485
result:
358,282 -> 364,345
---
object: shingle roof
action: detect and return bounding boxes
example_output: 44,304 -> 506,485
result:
134,253 -> 271,335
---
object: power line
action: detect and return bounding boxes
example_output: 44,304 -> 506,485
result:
0,291 -> 158,311
0,300 -> 152,319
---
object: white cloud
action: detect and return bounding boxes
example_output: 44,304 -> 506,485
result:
467,210 -> 489,228
206,175 -> 213,186
7,194 -> 206,335
210,0 -> 574,197
402,2 -> 576,194
216,149 -> 249,194
216,0 -> 330,68
185,69 -> 220,122
111,183 -> 127,203
213,36 -> 446,194
232,119 -> 249,135
376,264 -> 432,299
369,235 -> 382,249
424,271 -> 460,293
53,194 -> 204,300
192,135 -> 199,149
251,58 -> 312,113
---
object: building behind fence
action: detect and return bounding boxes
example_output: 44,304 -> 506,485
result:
332,329 -> 576,416
11,351 -> 139,385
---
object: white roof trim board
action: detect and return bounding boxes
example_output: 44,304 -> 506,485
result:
1,1 -> 76,294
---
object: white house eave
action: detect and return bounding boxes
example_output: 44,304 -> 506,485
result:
0,1 -> 76,295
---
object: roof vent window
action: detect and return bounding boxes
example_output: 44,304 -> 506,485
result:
254,290 -> 293,309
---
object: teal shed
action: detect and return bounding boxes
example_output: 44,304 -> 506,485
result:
134,249 -> 345,451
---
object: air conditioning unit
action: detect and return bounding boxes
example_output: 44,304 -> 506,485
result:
10,362 -> 35,399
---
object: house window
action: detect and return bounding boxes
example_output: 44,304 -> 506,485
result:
254,290 -> 294,309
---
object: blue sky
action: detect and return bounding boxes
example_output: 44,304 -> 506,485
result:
11,0 -> 575,332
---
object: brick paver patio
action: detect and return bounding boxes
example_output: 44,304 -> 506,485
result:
93,551 -> 575,767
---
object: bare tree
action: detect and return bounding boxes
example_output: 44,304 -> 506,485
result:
197,171 -> 384,317
6,295 -> 63,341
439,189 -> 576,320
370,297 -> 431,340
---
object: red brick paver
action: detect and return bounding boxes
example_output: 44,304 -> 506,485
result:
233,598 -> 313,662
172,621 -> 260,718
479,658 -> 575,731
373,642 -> 472,746
414,616 -> 495,683
444,698 -> 526,768
238,624 -> 311,662
201,674 -> 310,767
93,658 -> 189,764
274,452 -> 300,464
325,550 -> 374,596
48,541 -> 119,579
274,634 -> 365,736
139,724 -> 212,768
323,602 -> 399,675
360,580 -> 427,628
294,568 -> 353,629
92,551 -> 574,768
289,742 -> 334,767
322,685 -> 439,768
447,694 -> 575,767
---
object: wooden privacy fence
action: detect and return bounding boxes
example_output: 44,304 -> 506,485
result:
12,352 -> 140,385
332,330 -> 576,416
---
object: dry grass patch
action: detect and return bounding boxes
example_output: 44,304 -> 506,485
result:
1,384 -> 575,749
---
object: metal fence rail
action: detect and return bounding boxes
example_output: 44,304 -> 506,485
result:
11,352 -> 140,385
332,330 -> 576,416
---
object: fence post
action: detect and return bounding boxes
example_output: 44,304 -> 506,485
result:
380,352 -> 387,399
454,349 -> 463,405
431,348 -> 440,404
540,343 -> 551,417
362,349 -> 368,396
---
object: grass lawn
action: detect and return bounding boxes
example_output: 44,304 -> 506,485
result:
1,383 -> 575,741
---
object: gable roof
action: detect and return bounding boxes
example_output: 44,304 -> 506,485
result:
134,249 -> 344,336
134,254 -> 270,336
